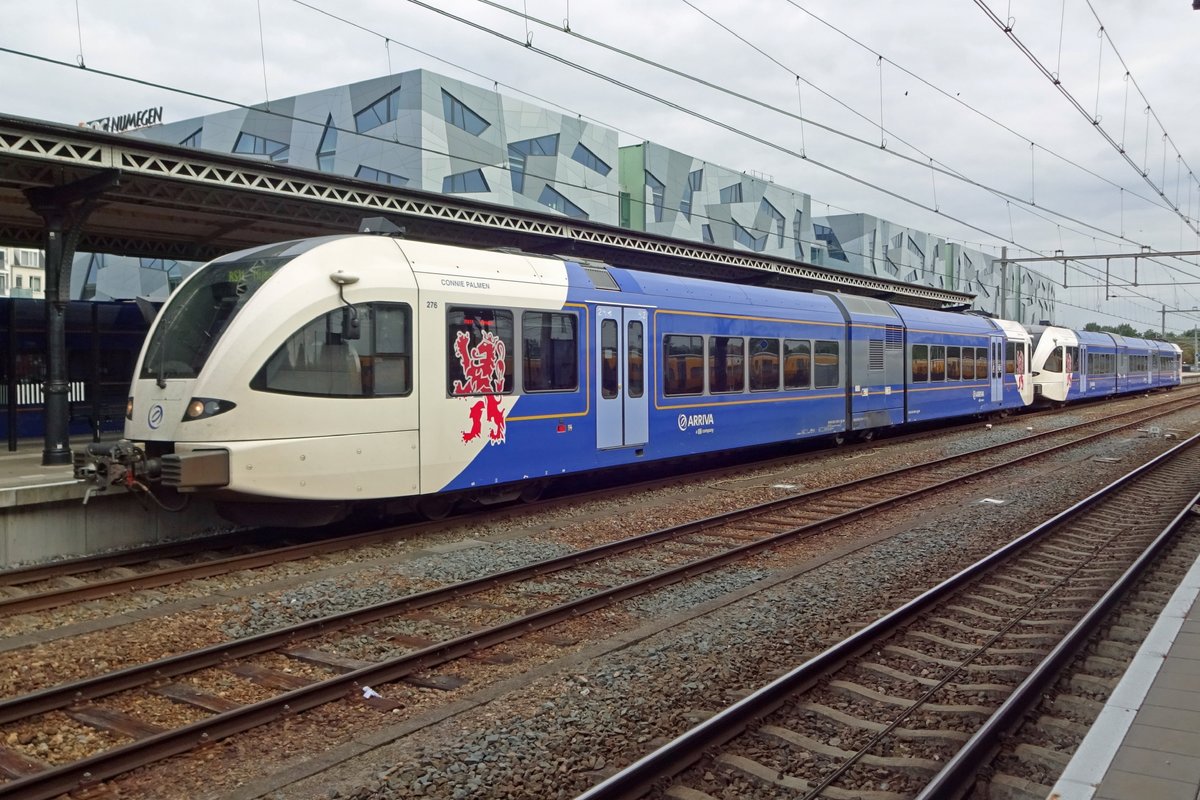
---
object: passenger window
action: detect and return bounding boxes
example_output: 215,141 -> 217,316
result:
1066,346 -> 1079,373
522,311 -> 578,392
255,302 -> 412,397
750,338 -> 780,391
930,346 -> 946,381
627,320 -> 644,399
946,346 -> 961,380
446,307 -> 514,395
1004,342 -> 1015,375
911,344 -> 928,382
664,335 -> 704,396
960,347 -> 975,380
1044,347 -> 1063,372
709,336 -> 745,393
975,348 -> 988,379
601,319 -> 618,399
783,339 -> 811,389
814,340 -> 839,388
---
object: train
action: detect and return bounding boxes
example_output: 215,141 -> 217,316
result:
75,234 -> 1182,526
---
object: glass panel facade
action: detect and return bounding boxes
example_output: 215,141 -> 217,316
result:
355,87 -> 402,133
570,142 -> 611,175
233,132 -> 289,162
356,165 -> 408,187
538,186 -> 588,219
443,169 -> 490,193
442,90 -> 490,135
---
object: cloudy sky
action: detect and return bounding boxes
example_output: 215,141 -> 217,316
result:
4,0 -> 1200,332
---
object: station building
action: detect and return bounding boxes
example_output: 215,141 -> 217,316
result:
54,68 -> 1054,323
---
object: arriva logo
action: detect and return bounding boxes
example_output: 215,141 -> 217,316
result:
677,412 -> 715,431
148,404 -> 164,430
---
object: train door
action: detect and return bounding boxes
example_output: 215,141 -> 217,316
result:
1078,345 -> 1088,392
596,306 -> 648,449
990,333 -> 1004,403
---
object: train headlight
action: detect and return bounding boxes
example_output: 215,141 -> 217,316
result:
183,397 -> 237,421
126,396 -> 134,420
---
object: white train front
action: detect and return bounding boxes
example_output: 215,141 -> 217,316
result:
78,234 -> 1179,525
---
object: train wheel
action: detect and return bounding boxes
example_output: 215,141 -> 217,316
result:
416,495 -> 455,520
831,432 -> 846,446
519,481 -> 548,503
857,429 -> 876,443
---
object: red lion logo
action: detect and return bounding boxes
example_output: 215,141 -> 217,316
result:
451,330 -> 507,444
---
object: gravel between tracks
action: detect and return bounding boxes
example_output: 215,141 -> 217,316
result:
5,397 -> 1192,799
99,403 -> 1199,800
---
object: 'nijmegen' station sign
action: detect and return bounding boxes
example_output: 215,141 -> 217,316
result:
81,106 -> 163,134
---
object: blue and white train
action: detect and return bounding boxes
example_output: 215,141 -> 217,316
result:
1026,324 -> 1182,404
77,234 -> 1181,525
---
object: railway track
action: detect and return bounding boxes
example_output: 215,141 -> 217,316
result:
0,396 -> 1196,796
575,432 -> 1200,800
0,389 -> 1194,620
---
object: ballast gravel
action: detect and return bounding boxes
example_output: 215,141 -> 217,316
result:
239,423 -> 1195,800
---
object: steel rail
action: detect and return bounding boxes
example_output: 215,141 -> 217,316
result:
1,401 -> 1196,798
915,479 -> 1200,798
4,393 -> 1195,726
573,431 -> 1200,800
2,387 -> 1193,613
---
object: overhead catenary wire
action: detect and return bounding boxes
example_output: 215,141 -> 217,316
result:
450,0 -> 1200,317
973,0 -> 1200,238
465,0 -> 1200,301
2,5 -> 1192,333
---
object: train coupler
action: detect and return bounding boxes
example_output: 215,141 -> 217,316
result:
73,440 -> 162,502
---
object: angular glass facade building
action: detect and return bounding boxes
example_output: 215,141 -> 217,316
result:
74,68 -> 1053,322
135,70 -> 621,224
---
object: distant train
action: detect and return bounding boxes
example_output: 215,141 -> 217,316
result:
76,235 -> 1181,525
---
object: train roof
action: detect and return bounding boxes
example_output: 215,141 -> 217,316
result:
614,266 -> 840,314
889,304 -> 999,334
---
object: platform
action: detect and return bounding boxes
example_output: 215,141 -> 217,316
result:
1050,538 -> 1200,799
0,435 -> 225,567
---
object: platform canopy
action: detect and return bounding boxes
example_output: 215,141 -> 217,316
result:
0,114 -> 973,309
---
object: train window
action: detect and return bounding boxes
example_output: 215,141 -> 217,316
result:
708,336 -> 745,393
254,302 -> 412,397
946,346 -> 961,380
370,304 -> 413,395
783,339 -> 811,389
750,338 -> 781,391
960,348 -> 974,380
911,344 -> 928,382
930,346 -> 946,382
664,335 -> 704,396
628,321 -> 644,399
975,348 -> 988,380
1066,346 -> 1079,374
522,311 -> 578,393
446,307 -> 514,395
1044,347 -> 1064,372
601,319 -> 618,399
814,341 -> 839,388
142,252 -> 292,382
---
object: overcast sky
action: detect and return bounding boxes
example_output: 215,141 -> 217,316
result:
4,0 -> 1200,332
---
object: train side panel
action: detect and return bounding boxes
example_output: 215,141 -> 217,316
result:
893,307 -> 1020,422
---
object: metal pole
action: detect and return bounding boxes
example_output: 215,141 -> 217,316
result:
23,169 -> 119,464
41,218 -> 70,465
999,246 -> 1007,320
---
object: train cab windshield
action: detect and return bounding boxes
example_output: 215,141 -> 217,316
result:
139,254 -> 292,382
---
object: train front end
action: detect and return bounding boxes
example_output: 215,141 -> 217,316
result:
76,235 -> 419,526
